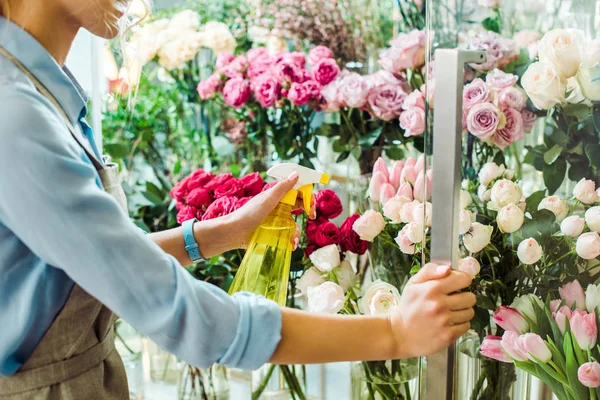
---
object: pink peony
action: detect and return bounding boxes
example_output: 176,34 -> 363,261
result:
367,84 -> 407,121
223,78 -> 251,108
247,47 -> 269,62
321,79 -> 344,111
486,69 -> 519,91
247,55 -> 276,79
288,82 -> 311,106
494,107 -> 525,149
308,46 -> 334,66
339,72 -> 371,108
498,87 -> 527,111
251,73 -> 280,107
379,29 -> 426,73
302,80 -> 322,101
312,58 -> 340,86
274,59 -> 303,84
216,52 -> 235,69
466,102 -> 501,139
522,110 -> 538,133
220,65 -> 244,80
284,52 -> 306,68
400,107 -> 426,137
197,74 -> 222,100
463,78 -> 491,109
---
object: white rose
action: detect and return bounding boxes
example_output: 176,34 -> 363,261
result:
497,204 -> 525,233
297,267 -> 325,294
586,207 -> 600,233
538,195 -> 569,222
395,226 -> 416,255
459,209 -> 473,235
458,257 -> 481,277
561,216 -> 586,237
169,10 -> 201,31
538,29 -> 585,79
307,282 -> 345,314
460,190 -> 473,209
360,280 -> 401,316
577,232 -> 600,260
521,61 -> 567,110
201,22 -> 237,54
463,223 -> 493,254
511,294 -> 544,324
309,244 -> 341,272
383,196 -> 411,224
336,261 -> 357,292
400,200 -> 420,223
577,66 -> 600,101
490,179 -> 523,208
479,163 -> 506,187
517,238 -> 543,264
586,283 -> 600,313
413,201 -> 433,228
478,185 -> 492,202
405,222 -> 424,243
353,210 -> 386,242
574,178 -> 599,205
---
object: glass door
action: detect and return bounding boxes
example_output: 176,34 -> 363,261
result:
423,0 -> 600,399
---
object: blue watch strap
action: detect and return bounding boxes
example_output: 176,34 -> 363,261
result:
182,218 -> 202,262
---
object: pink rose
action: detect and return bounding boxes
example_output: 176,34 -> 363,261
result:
403,90 -> 425,110
368,84 -> 407,121
321,79 -> 344,111
308,46 -> 334,65
339,72 -> 371,108
274,59 -> 303,84
216,52 -> 235,69
514,30 -> 541,49
379,29 -> 426,73
560,280 -> 586,309
187,171 -> 215,190
399,107 -> 426,137
466,102 -> 501,139
522,109 -> 538,133
494,108 -> 525,149
205,173 -> 233,192
239,172 -> 265,197
352,210 -> 386,242
579,362 -> 600,388
493,306 -> 529,333
170,179 -> 189,202
176,205 -> 197,224
463,78 -> 491,109
486,69 -> 519,91
186,187 -> 212,210
223,78 -> 250,108
197,74 -> 222,100
498,87 -> 527,111
284,52 -> 306,67
213,178 -> 245,199
570,310 -> 598,350
367,70 -> 404,87
302,80 -> 322,101
395,226 -> 416,254
251,73 -> 280,107
480,336 -> 511,363
287,82 -> 311,106
468,32 -> 518,72
312,58 -> 340,86
234,197 -> 252,210
201,197 -> 238,220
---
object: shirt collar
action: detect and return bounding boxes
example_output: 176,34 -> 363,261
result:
0,16 -> 87,126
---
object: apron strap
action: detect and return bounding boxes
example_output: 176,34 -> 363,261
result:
0,328 -> 116,395
0,45 -> 105,172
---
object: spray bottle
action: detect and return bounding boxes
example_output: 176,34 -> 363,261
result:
228,163 -> 330,306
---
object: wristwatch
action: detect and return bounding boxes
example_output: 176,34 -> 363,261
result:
182,218 -> 203,262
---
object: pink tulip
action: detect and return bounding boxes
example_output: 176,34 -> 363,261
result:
373,157 -> 390,182
501,331 -> 528,361
518,333 -> 552,363
493,306 -> 529,334
397,182 -> 414,200
414,154 -> 427,174
554,306 -> 573,334
405,157 -> 416,168
570,310 -> 597,350
413,173 -> 433,202
369,171 -> 388,202
559,280 -> 586,309
380,183 -> 396,205
401,166 -> 417,185
389,161 -> 404,191
480,336 -> 512,363
550,300 -> 562,314
579,362 -> 600,388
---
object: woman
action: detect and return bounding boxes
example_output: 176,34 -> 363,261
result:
0,0 -> 476,398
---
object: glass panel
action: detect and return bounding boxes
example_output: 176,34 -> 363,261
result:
426,0 -> 600,399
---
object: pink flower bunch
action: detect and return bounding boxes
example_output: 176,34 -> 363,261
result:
170,169 -> 266,223
463,70 -> 537,149
379,30 -> 427,74
196,46 -> 340,109
368,155 -> 432,204
467,31 -> 519,72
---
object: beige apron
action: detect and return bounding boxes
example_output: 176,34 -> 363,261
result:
0,46 -> 130,399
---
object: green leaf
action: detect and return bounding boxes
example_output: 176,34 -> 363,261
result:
563,103 -> 592,120
476,295 -> 497,310
586,144 -> 600,169
133,219 -> 151,232
493,151 -> 506,166
526,190 -> 547,213
332,137 -> 347,153
173,160 -> 182,175
146,182 -> 164,199
336,151 -> 350,163
564,333 -> 589,400
482,16 -> 500,33
358,127 -> 382,147
385,146 -> 405,160
532,209 -> 557,235
544,145 -> 563,165
569,156 -> 592,182
543,158 -> 567,195
142,191 -> 164,205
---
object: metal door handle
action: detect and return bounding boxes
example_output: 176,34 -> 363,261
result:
426,49 -> 486,400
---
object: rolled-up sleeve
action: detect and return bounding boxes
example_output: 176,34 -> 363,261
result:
0,86 -> 281,370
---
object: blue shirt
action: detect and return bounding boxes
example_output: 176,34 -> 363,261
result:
0,17 -> 281,376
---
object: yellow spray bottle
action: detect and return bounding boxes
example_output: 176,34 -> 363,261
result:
228,163 -> 330,306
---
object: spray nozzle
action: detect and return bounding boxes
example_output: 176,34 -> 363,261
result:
267,163 -> 330,215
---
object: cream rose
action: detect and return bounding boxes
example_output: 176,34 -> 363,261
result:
360,280 -> 402,316
383,196 -> 411,224
538,29 -> 584,79
307,282 -> 346,314
577,232 -> 600,260
561,216 -> 586,238
521,62 -> 567,110
574,178 -> 599,205
458,257 -> 481,277
463,223 -> 493,253
413,201 -> 433,228
538,195 -> 569,222
490,179 -> 523,209
586,207 -> 600,233
518,238 -> 543,264
479,162 -> 506,187
400,200 -> 420,224
497,204 -> 525,233
353,210 -> 386,242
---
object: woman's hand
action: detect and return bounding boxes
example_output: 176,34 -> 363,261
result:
226,172 -> 314,250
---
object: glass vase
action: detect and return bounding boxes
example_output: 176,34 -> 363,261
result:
351,359 -> 420,400
252,364 -> 307,400
177,364 -> 230,400
145,339 -> 181,385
